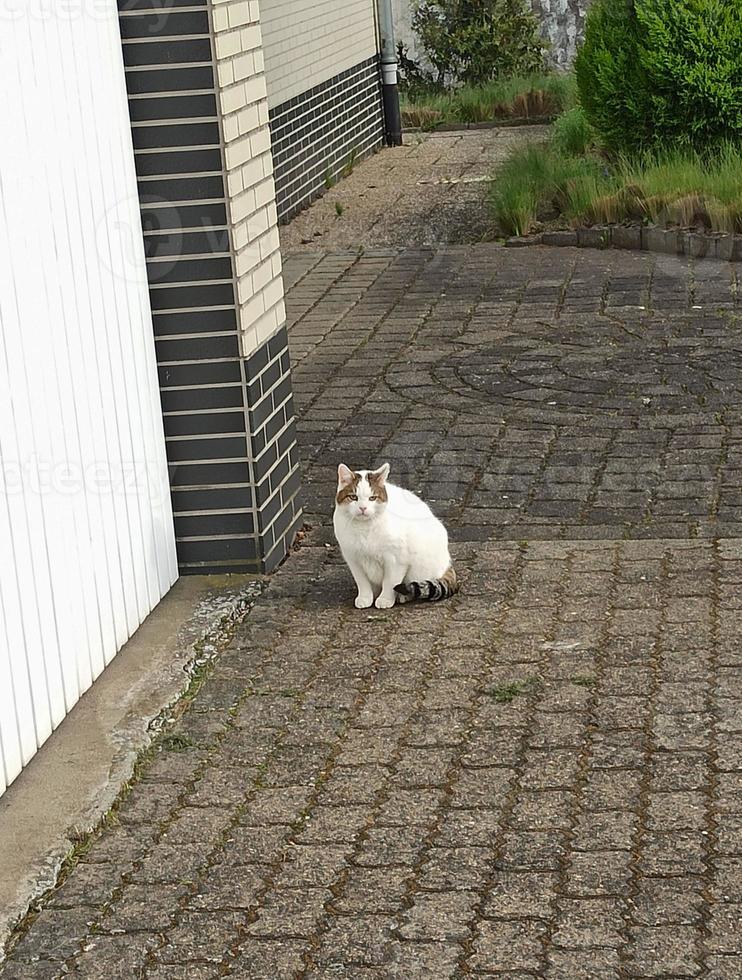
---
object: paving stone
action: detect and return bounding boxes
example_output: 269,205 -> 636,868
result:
332,868 -> 410,913
103,884 -> 190,932
498,831 -> 568,871
156,911 -> 245,964
128,843 -> 206,885
545,948 -> 621,979
417,846 -> 491,891
224,938 -> 308,977
218,823 -> 292,865
552,897 -> 626,949
313,916 -> 398,967
0,961 -> 62,980
117,783 -> 184,826
46,862 -> 123,909
706,954 -> 742,979
484,870 -> 557,918
642,832 -> 707,877
625,925 -> 701,976
564,850 -> 633,896
354,826 -> 428,867
319,765 -> 389,804
146,967 -> 221,980
509,790 -> 574,831
6,909 -> 94,963
79,826 -> 154,868
241,787 -> 313,825
188,767 -> 255,806
572,810 -> 638,851
69,933 -> 157,978
160,807 -> 234,845
703,903 -> 742,954
189,865 -> 265,911
629,877 -> 705,926
470,919 -> 548,972
398,890 -> 479,941
273,844 -> 353,886
246,887 -> 330,937
295,805 -> 372,844
383,942 -> 461,978
4,245 -> 742,977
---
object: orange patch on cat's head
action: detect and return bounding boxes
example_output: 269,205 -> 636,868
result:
368,468 -> 389,503
336,464 -> 361,505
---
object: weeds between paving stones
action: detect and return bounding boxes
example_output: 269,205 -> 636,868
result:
160,733 -> 195,753
572,674 -> 597,688
488,675 -> 542,703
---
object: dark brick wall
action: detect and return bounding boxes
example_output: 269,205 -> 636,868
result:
269,58 -> 384,222
119,0 -> 301,574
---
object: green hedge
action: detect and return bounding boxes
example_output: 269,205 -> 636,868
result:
575,0 -> 742,152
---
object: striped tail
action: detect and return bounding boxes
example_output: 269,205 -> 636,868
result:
394,566 -> 458,603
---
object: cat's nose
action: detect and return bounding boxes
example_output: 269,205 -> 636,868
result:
359,505 -> 367,513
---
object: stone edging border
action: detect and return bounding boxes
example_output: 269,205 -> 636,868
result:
403,115 -> 556,134
506,225 -> 741,261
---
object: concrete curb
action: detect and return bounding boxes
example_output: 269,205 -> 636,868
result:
0,575 -> 264,957
403,116 -> 555,134
505,225 -> 742,260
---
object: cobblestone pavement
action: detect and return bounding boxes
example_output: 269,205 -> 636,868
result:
278,128 -> 547,251
3,245 -> 742,979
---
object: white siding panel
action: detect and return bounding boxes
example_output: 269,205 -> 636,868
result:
260,0 -> 379,107
0,2 -> 178,795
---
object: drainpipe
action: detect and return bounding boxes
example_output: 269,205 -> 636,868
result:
376,0 -> 403,146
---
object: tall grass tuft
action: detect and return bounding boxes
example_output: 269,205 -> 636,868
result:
490,137 -> 742,236
401,73 -> 577,130
490,142 -> 605,236
551,106 -> 594,156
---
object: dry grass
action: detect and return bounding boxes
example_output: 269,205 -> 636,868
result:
491,137 -> 742,237
401,74 -> 577,130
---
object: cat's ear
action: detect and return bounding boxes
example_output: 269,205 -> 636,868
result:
371,462 -> 390,485
337,463 -> 355,488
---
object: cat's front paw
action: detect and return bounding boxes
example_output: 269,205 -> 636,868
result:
375,595 -> 396,609
355,593 -> 374,609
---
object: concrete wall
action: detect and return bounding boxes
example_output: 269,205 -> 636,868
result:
532,0 -> 592,70
393,0 -> 423,64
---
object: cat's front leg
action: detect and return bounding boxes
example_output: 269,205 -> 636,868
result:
376,560 -> 405,609
346,557 -> 374,609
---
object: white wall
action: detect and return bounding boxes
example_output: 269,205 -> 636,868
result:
259,0 -> 379,108
0,2 -> 178,796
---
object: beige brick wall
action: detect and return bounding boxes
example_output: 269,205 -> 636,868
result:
211,0 -> 285,357
259,0 -> 379,108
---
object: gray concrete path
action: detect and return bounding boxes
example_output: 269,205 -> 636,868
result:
279,127 -> 547,250
2,245 -> 741,979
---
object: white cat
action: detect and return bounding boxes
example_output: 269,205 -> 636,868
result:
333,462 -> 458,609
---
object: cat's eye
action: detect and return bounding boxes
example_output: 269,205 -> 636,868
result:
369,495 -> 378,501
348,494 -> 358,501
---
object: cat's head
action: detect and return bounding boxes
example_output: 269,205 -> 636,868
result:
335,463 -> 390,521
